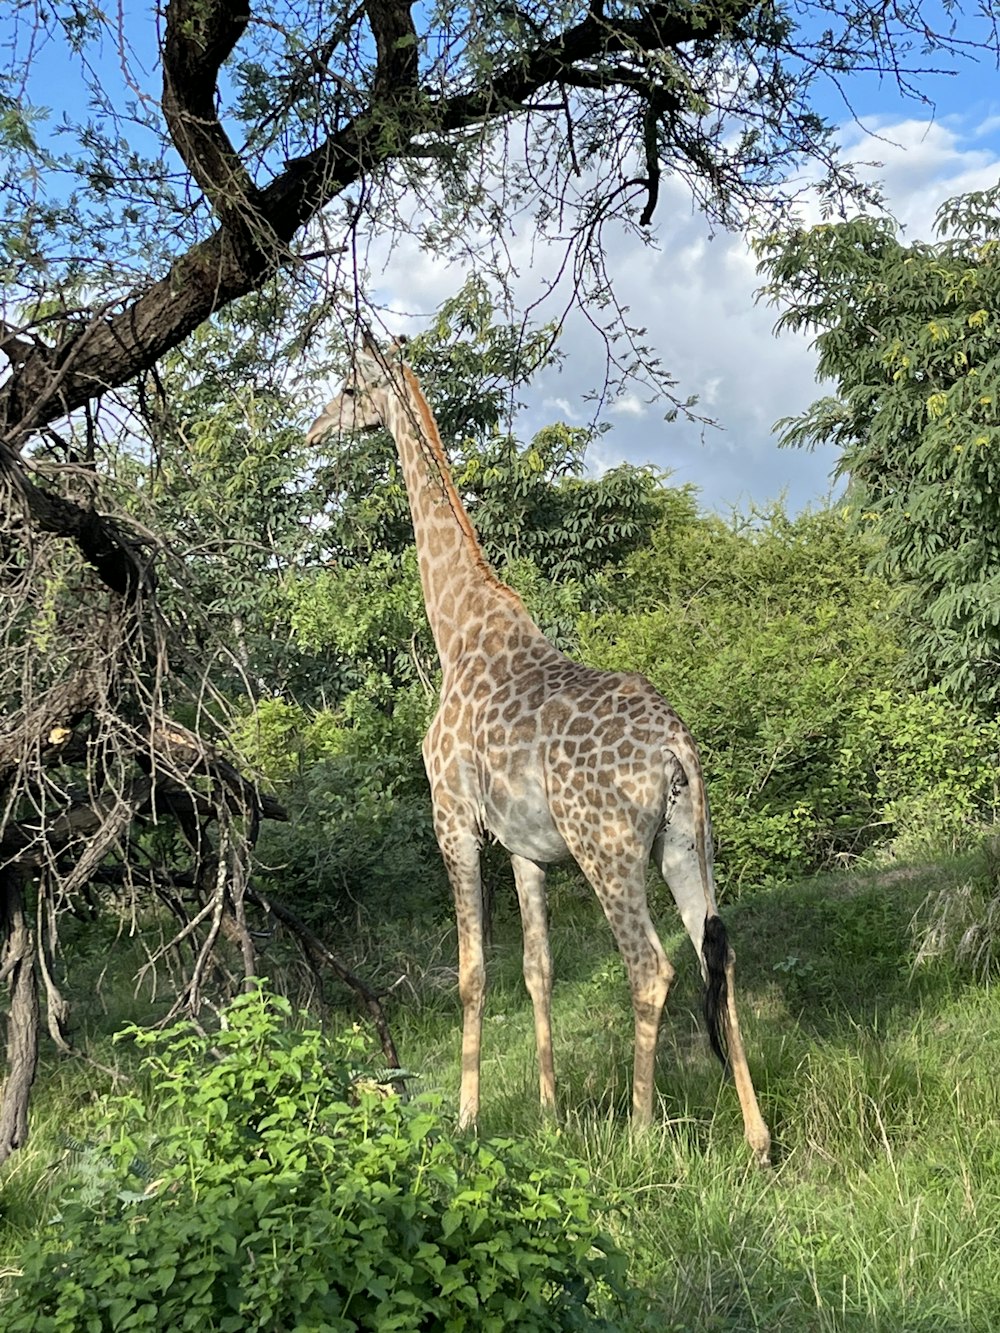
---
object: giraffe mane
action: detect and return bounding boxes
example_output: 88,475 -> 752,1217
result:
400,364 -> 523,606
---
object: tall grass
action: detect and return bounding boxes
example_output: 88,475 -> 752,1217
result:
4,850 -> 1000,1329
383,851 -> 1000,1330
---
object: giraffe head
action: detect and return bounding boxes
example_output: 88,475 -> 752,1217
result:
305,338 -> 406,443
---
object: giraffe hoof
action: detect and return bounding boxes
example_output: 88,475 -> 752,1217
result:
752,1136 -> 772,1168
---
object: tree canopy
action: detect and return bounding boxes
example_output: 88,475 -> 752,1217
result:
757,183 -> 1000,712
3,0 -> 994,462
2,0 -> 999,1160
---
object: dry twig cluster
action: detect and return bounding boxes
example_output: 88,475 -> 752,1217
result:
0,454 -> 403,1161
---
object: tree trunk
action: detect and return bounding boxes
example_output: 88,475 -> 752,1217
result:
0,870 -> 40,1164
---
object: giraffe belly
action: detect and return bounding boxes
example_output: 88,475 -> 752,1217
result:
482,784 -> 570,863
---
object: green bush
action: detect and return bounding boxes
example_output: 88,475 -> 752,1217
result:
232,694 -> 443,923
5,987 -> 628,1332
843,686 -> 1000,859
581,504 -> 1000,888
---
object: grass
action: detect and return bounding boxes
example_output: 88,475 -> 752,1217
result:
3,848 -> 1000,1329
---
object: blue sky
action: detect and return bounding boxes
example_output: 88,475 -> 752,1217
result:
370,6 -> 1000,513
537,103 -> 1000,514
10,1 -> 1000,514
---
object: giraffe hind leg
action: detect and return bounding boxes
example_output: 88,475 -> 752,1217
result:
654,830 -> 771,1165
510,854 -> 556,1114
705,913 -> 771,1166
565,842 -> 675,1126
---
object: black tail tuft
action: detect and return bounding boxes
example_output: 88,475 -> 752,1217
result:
702,914 -> 730,1070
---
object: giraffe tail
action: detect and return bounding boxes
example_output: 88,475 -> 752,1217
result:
702,913 -> 730,1071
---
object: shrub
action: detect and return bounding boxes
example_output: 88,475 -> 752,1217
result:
231,693 -> 443,924
5,986 -> 628,1332
581,505 -> 1000,889
844,687 -> 1000,861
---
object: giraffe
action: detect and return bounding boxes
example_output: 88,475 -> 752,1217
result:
307,338 -> 771,1166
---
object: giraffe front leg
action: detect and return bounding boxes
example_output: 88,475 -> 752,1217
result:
438,828 -> 487,1130
510,854 -> 556,1114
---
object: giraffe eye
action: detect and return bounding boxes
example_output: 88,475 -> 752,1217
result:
342,385 -> 356,398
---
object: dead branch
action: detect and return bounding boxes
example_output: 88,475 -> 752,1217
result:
247,886 -> 404,1079
0,870 -> 39,1164
0,462 -> 289,1155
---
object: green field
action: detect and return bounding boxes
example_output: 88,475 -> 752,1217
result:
3,847 -> 999,1330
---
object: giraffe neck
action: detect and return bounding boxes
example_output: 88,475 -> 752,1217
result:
383,368 -> 541,672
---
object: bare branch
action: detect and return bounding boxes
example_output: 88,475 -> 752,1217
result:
247,886 -> 404,1079
0,669 -> 102,781
1,463 -> 155,598
0,871 -> 39,1164
0,322 -> 36,370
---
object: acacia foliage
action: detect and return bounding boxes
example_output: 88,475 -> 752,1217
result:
757,186 -> 1000,713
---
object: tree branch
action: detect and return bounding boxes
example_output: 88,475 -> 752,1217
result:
1,463 -> 155,597
247,886 -> 404,1079
365,0 -> 418,99
0,870 -> 39,1164
0,669 -> 102,782
161,0 -> 265,243
0,1 -> 738,450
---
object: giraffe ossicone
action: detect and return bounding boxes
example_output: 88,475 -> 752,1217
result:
307,339 -> 771,1166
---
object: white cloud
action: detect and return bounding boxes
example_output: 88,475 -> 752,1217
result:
542,396 -> 579,420
609,393 -> 649,418
837,117 -> 1000,235
363,112 -> 1000,515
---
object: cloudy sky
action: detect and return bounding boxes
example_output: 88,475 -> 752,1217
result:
373,62 -> 1000,515
14,3 -> 1000,516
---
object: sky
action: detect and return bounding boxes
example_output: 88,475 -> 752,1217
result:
10,2 -> 1000,515
368,40 -> 1000,515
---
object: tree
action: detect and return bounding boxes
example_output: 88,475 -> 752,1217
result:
2,1 -> 995,459
1,0 -> 996,1156
0,266 -> 664,1156
756,183 -> 1000,712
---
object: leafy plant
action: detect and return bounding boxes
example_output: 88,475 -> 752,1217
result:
758,186 -> 1000,711
581,503 -> 1000,889
4,986 -> 629,1332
